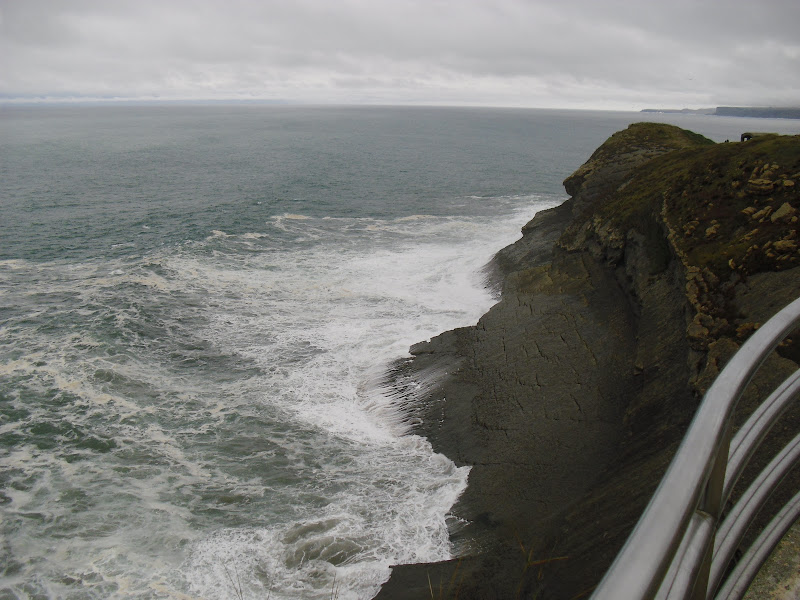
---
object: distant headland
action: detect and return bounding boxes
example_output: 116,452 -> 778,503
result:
642,106 -> 800,119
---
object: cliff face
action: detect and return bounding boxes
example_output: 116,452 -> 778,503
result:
376,124 -> 800,600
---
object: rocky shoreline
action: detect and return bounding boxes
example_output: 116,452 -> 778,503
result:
375,124 -> 800,599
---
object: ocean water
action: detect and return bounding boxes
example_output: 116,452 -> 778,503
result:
1,105 -> 798,600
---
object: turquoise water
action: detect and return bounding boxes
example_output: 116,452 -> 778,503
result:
1,105 -> 797,599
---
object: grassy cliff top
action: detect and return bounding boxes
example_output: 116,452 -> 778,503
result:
563,122 -> 715,200
584,121 -> 714,163
559,124 -> 800,366
603,132 -> 800,276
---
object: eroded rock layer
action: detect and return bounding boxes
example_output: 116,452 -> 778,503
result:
376,124 -> 800,600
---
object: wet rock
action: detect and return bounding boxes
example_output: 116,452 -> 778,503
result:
409,340 -> 435,355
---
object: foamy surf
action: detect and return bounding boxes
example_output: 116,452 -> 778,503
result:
2,104 -> 589,600
0,198 -> 561,600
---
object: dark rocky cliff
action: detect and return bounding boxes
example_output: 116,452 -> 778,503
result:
375,124 -> 800,599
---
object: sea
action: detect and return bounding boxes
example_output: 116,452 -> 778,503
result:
1,104 -> 798,600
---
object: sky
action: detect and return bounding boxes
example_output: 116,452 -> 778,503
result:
1,0 -> 799,110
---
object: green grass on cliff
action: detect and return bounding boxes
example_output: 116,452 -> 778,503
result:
598,132 -> 800,277
563,122 -> 715,198
586,122 -> 714,163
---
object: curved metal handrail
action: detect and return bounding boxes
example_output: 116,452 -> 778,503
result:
723,369 -> 800,502
591,296 -> 800,600
713,489 -> 800,600
653,512 -> 715,600
708,431 -> 800,595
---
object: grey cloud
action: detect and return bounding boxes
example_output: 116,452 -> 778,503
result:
1,0 -> 798,108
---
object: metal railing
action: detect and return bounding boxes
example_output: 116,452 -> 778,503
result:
591,296 -> 800,600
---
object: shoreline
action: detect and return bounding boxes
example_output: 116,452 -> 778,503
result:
376,197 -> 643,599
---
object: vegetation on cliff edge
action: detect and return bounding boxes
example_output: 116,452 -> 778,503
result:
563,125 -> 800,377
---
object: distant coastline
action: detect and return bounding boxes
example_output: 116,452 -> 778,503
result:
642,106 -> 800,119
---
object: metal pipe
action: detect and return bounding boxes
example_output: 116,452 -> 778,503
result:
723,369 -> 800,503
652,512 -> 714,600
591,297 -> 800,599
655,514 -> 706,600
708,431 -> 800,597
713,489 -> 800,600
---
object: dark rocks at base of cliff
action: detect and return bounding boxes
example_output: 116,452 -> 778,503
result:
375,125 -> 800,599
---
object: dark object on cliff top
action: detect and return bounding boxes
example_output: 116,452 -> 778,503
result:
741,131 -> 777,142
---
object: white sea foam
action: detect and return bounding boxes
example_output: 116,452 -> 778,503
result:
173,199 -> 558,598
0,194 -> 559,599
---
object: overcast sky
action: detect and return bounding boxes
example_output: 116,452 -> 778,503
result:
1,0 -> 798,109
